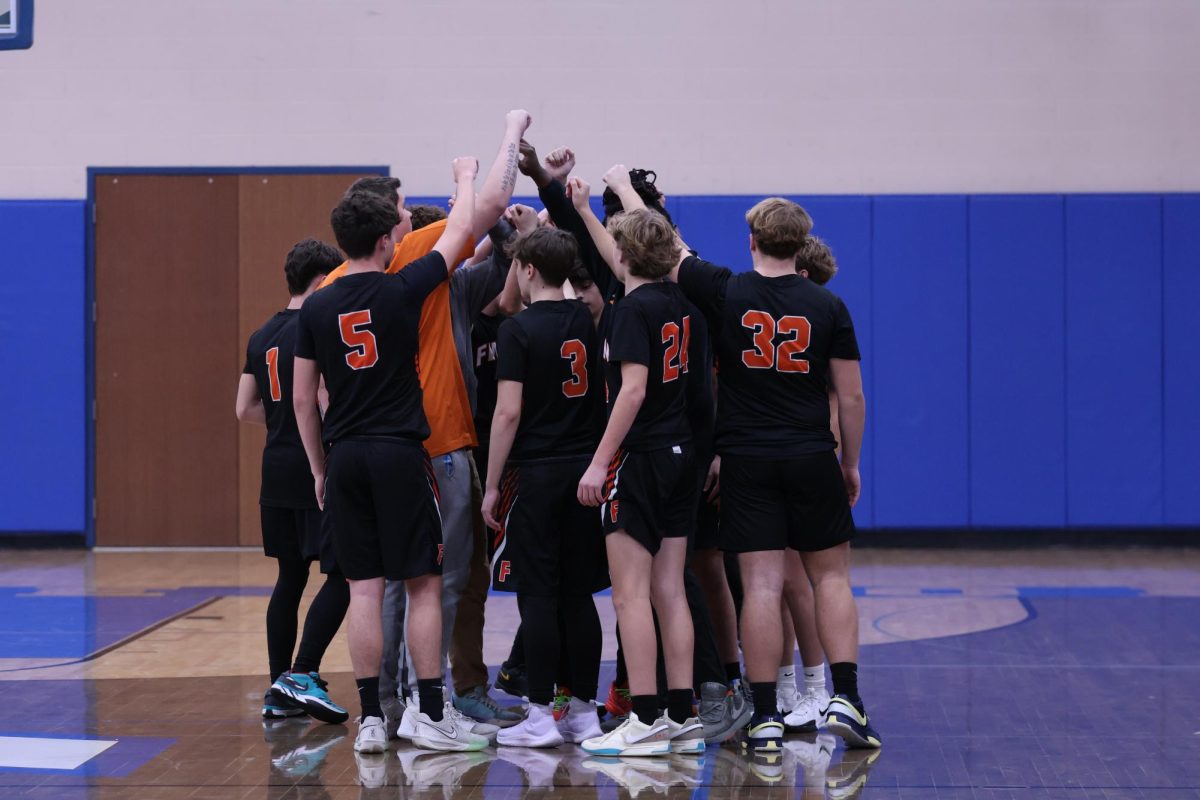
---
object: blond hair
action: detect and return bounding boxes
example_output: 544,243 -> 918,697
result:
608,209 -> 679,280
746,198 -> 813,259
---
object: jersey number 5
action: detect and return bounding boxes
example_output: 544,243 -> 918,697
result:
339,310 -> 379,370
265,347 -> 283,401
561,339 -> 588,398
741,311 -> 811,373
661,316 -> 692,382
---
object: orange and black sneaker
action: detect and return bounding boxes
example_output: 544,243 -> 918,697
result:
604,681 -> 632,718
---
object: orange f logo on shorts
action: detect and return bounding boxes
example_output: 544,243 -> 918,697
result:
610,501 -> 619,524
498,561 -> 511,582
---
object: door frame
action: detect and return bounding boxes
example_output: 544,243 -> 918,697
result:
84,165 -> 389,547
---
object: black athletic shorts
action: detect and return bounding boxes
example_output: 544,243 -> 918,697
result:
324,437 -> 444,581
261,505 -> 339,574
719,450 -> 856,553
601,444 -> 697,555
490,455 -> 609,597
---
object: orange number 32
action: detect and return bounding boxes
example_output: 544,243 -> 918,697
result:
740,311 -> 811,373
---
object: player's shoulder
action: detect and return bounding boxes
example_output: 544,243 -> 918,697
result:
250,309 -> 295,345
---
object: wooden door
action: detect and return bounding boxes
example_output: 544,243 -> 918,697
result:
94,175 -> 240,546
94,171 -> 374,546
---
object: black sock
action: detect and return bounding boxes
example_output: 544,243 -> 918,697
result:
830,662 -> 862,707
561,595 -> 602,703
632,694 -> 658,723
750,682 -> 777,716
518,594 -> 559,706
266,558 -> 309,681
291,573 -> 349,675
503,625 -> 525,672
356,677 -> 382,720
417,678 -> 444,721
667,689 -> 693,724
725,662 -> 742,685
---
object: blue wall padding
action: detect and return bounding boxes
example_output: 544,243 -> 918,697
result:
1162,195 -> 1200,525
0,201 -> 87,532
1065,196 -> 1163,525
968,196 -> 1067,526
871,197 -> 970,526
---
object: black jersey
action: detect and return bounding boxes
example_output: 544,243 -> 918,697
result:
682,300 -> 716,458
472,311 -> 502,443
677,256 -> 861,457
496,299 -> 601,462
243,310 -> 316,508
604,282 -> 693,451
294,254 -> 447,444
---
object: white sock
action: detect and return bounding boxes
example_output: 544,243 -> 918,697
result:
803,663 -> 827,694
776,665 -> 797,689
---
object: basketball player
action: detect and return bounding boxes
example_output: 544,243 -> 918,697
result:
293,162 -> 488,753
480,227 -> 607,748
673,198 -> 881,751
236,238 -> 351,724
567,196 -> 704,757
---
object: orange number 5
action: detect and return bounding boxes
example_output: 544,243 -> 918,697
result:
339,310 -> 379,370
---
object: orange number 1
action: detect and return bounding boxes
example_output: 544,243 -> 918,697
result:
265,347 -> 282,401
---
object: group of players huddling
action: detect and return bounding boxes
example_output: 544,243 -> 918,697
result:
236,110 -> 881,766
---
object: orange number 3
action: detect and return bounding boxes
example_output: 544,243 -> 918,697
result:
339,310 -> 379,370
561,339 -> 588,398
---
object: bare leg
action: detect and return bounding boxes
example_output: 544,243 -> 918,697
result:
799,543 -> 857,664
347,577 -> 385,677
780,602 -> 797,667
404,574 -> 445,680
737,550 -> 786,684
606,532 -> 656,696
650,537 -> 693,692
784,549 -> 826,667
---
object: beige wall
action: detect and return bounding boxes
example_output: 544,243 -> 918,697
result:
2,0 -> 1198,198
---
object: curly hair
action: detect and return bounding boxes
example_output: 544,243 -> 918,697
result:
608,208 -> 679,280
795,235 -> 838,285
602,168 -> 675,228
284,238 -> 344,295
407,203 -> 447,231
745,198 -> 813,259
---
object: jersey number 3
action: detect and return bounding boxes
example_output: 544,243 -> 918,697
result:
339,310 -> 379,370
741,311 -> 811,372
561,339 -> 588,398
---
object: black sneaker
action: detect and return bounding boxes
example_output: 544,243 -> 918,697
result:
823,695 -> 881,749
262,687 -> 307,720
494,663 -> 529,699
742,711 -> 784,753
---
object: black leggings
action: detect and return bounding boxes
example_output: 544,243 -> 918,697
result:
265,559 -> 349,681
517,593 -> 601,705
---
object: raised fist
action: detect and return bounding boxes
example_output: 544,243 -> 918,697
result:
452,156 -> 478,182
566,177 -> 591,211
517,139 -> 540,177
545,147 -> 577,183
504,203 -> 538,235
506,109 -> 533,135
603,163 -> 632,192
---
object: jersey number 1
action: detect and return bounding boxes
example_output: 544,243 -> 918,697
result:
339,310 -> 379,370
561,339 -> 588,398
265,347 -> 283,401
741,311 -> 811,372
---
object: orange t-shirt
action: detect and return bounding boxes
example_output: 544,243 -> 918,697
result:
320,220 -> 477,457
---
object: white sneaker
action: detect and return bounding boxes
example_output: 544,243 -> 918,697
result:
661,713 -> 706,755
395,748 -> 490,791
581,711 -> 671,757
354,715 -> 388,754
411,701 -> 489,752
398,695 -> 499,743
497,703 -> 564,748
784,688 -> 830,732
784,731 -> 837,787
558,697 -> 603,744
496,745 -> 566,788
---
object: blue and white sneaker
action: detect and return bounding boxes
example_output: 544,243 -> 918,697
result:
262,687 -> 307,720
271,725 -> 347,779
743,711 -> 784,753
823,695 -> 881,750
453,685 -> 522,727
273,672 -> 350,724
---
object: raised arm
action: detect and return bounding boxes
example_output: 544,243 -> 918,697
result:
567,177 -> 619,273
472,110 -> 533,240
602,164 -> 647,213
829,358 -> 865,507
432,157 -> 479,268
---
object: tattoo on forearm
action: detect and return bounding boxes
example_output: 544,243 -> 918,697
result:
501,143 -> 518,194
